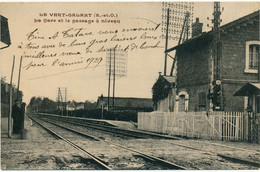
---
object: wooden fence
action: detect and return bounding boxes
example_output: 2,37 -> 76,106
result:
138,111 -> 249,141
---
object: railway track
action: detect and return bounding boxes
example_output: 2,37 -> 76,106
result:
35,113 -> 181,140
27,114 -> 187,170
27,115 -> 111,170
166,139 -> 260,168
29,113 -> 259,170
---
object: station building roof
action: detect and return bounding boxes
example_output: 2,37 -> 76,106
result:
166,10 -> 260,53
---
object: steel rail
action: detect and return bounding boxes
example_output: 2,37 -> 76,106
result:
74,119 -> 181,139
61,116 -> 259,168
27,115 -> 112,170
105,141 -> 188,170
35,117 -> 101,141
33,113 -> 259,169
41,114 -> 180,140
49,117 -> 145,139
166,141 -> 260,168
49,114 -> 259,167
31,115 -> 188,170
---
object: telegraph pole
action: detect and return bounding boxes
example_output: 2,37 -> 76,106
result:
170,12 -> 190,76
16,56 -> 23,99
8,55 -> 15,138
57,87 -> 65,115
57,88 -> 60,111
212,2 -> 223,111
164,8 -> 170,76
213,2 -> 221,81
258,46 -> 260,80
107,49 -> 112,111
113,49 -> 116,109
65,87 -> 68,116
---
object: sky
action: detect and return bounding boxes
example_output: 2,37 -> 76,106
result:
1,1 -> 259,104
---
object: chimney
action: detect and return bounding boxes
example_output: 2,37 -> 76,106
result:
192,18 -> 203,38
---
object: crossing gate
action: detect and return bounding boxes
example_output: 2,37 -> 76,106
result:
221,111 -> 246,141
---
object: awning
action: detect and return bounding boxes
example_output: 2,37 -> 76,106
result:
234,82 -> 260,96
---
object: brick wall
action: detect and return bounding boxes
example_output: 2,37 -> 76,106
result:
222,83 -> 245,111
176,39 -> 211,112
176,16 -> 260,111
175,15 -> 259,112
220,15 -> 259,111
221,15 -> 259,81
176,42 -> 211,88
177,84 -> 209,111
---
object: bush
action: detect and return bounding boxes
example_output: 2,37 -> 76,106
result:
52,109 -> 138,122
104,110 -> 137,122
1,103 -> 9,117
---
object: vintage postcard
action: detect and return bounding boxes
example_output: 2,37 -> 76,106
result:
1,1 -> 260,170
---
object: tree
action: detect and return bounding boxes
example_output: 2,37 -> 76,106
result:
1,76 -> 24,117
1,76 -> 23,104
28,97 -> 36,112
84,100 -> 97,110
27,96 -> 57,113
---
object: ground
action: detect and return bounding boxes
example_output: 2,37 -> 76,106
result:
1,115 -> 259,170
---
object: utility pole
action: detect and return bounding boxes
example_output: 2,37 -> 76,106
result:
65,87 -> 68,116
170,12 -> 190,76
213,2 -> 221,81
212,2 -> 223,111
258,46 -> 260,81
60,88 -> 63,116
107,49 -> 112,111
8,55 -> 15,138
113,49 -> 116,109
100,94 -> 104,119
57,88 -> 60,111
57,87 -> 64,115
164,8 -> 170,76
16,56 -> 23,99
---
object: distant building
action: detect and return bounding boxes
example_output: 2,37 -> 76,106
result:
75,103 -> 85,110
66,102 -> 85,110
166,10 -> 260,112
96,96 -> 153,111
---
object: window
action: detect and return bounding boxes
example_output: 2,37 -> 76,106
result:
175,91 -> 189,112
179,95 -> 185,112
245,41 -> 260,73
249,44 -> 259,69
198,92 -> 206,111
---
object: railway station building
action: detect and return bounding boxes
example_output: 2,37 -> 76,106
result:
158,10 -> 260,112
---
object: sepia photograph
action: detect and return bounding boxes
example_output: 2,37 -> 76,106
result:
1,1 -> 260,170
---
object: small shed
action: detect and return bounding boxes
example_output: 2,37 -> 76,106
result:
234,82 -> 260,113
152,75 -> 176,112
